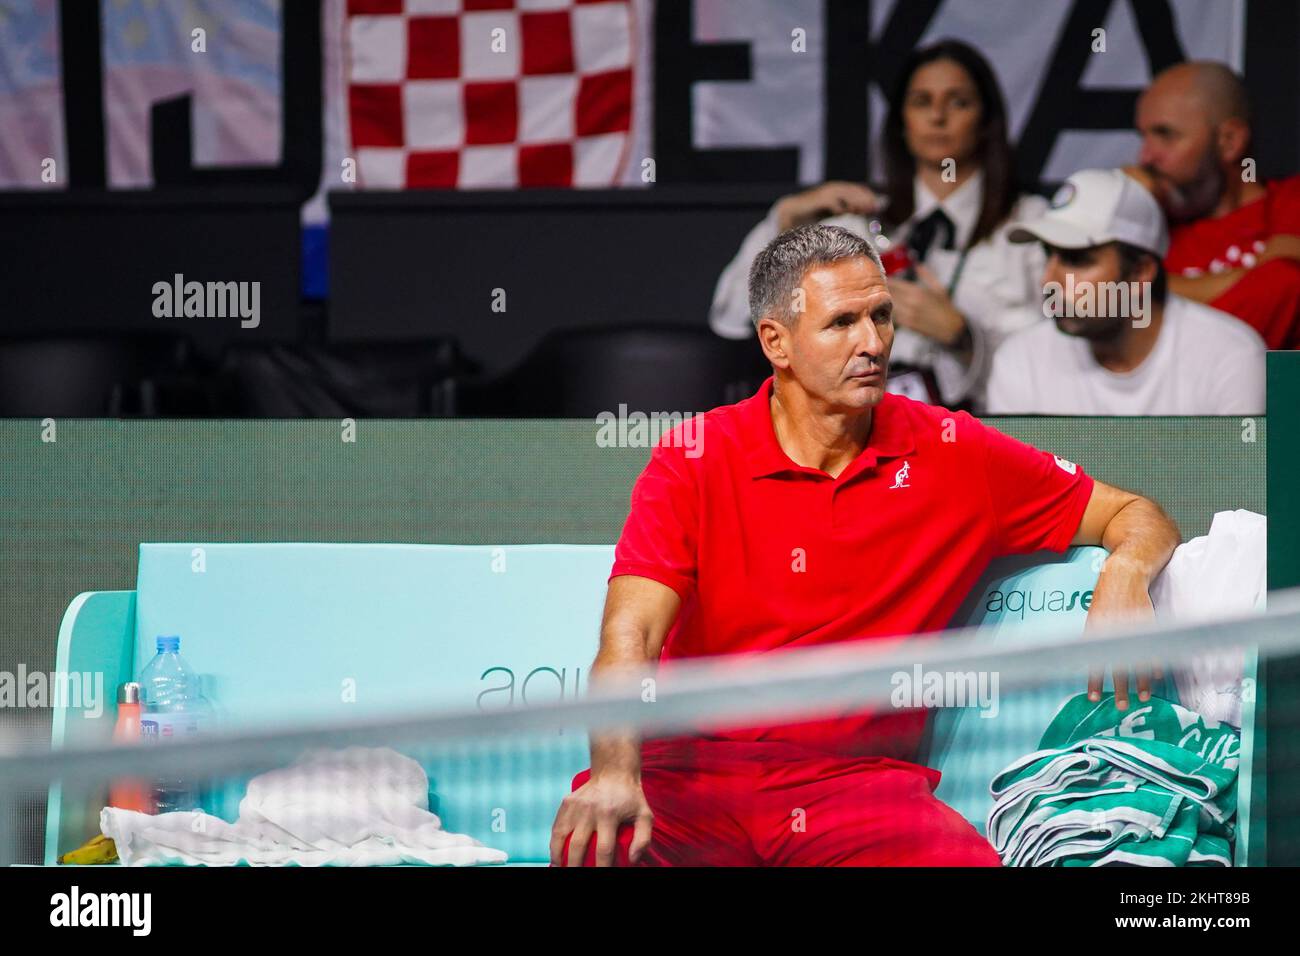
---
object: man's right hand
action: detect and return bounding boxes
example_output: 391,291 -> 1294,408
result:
776,181 -> 881,232
550,772 -> 655,867
556,575 -> 678,866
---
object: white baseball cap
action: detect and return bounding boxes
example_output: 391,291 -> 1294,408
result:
1008,168 -> 1169,257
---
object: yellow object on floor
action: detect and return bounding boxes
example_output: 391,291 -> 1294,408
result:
58,832 -> 118,865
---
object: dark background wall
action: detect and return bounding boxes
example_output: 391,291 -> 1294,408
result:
7,0 -> 1297,372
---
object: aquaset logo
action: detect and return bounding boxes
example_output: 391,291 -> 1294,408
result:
985,588 -> 1094,620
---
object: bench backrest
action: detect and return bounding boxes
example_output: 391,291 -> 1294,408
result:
55,541 -> 1252,865
132,542 -> 1110,860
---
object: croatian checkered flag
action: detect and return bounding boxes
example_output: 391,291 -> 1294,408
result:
346,0 -> 636,188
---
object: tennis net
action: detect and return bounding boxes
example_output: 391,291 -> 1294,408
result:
4,591 -> 1300,867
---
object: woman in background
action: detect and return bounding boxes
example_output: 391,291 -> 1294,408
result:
709,40 -> 1047,411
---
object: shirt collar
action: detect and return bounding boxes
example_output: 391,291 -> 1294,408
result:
911,167 -> 984,250
740,377 -> 916,480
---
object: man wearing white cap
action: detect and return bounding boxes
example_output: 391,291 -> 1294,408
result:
986,168 -> 1266,415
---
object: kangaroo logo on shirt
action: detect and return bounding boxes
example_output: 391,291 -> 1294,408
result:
889,460 -> 911,489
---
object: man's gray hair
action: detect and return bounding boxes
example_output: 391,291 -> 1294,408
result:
747,224 -> 884,330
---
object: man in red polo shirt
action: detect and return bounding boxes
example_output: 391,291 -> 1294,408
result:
550,225 -> 1180,867
1135,61 -> 1300,349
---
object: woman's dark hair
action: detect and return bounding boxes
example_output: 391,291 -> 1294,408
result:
880,40 -> 1018,249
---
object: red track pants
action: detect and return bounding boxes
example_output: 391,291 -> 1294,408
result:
557,741 -> 1002,867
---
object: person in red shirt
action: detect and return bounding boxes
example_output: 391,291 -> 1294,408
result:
1134,61 -> 1300,349
550,225 -> 1180,867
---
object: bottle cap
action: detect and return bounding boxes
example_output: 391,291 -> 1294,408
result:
156,635 -> 181,653
118,682 -> 140,704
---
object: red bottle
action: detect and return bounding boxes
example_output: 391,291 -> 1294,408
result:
107,682 -> 150,813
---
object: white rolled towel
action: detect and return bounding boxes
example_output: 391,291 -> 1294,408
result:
101,746 -> 508,867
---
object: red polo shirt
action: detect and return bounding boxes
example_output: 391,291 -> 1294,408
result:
611,377 -> 1094,760
1165,176 -> 1300,349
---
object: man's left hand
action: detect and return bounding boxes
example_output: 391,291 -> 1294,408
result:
1084,556 -> 1163,710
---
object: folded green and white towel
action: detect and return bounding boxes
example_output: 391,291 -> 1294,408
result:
987,694 -> 1239,867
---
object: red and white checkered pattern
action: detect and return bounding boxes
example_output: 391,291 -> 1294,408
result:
346,0 -> 635,188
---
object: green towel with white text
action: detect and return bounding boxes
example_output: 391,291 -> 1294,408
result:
987,694 -> 1239,867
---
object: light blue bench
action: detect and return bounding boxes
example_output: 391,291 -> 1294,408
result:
47,543 -> 1260,865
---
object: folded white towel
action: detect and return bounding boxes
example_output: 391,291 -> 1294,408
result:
1150,509 -> 1266,729
101,746 -> 508,866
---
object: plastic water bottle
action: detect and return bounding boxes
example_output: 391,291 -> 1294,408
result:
138,635 -> 213,813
